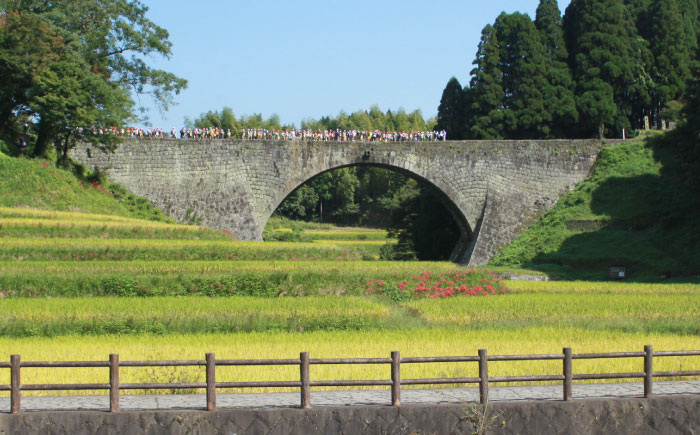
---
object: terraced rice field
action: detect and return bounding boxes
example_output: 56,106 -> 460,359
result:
1,207 -> 699,395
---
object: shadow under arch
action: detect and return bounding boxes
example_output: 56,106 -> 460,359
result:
264,162 -> 476,263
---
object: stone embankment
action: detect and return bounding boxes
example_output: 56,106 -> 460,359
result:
1,381 -> 698,434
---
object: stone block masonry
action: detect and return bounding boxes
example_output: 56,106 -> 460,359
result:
70,139 -> 620,265
0,396 -> 697,434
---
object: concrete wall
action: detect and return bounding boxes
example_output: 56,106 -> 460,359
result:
70,139 -> 618,265
1,396 -> 697,434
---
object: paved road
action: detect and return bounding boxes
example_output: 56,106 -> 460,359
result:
1,381 -> 699,412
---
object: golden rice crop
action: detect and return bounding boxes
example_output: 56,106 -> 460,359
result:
312,240 -> 387,246
0,296 -> 389,322
306,230 -> 388,236
0,207 -> 139,221
0,238 -> 349,250
403,293 -> 700,325
0,217 -> 204,231
0,260 -> 459,275
508,280 -> 700,295
1,328 -> 697,396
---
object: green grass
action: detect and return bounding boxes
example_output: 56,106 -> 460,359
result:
0,238 -> 379,261
0,260 -> 472,297
263,215 -> 392,245
0,157 -> 171,222
306,231 -> 389,241
264,216 -> 337,231
491,140 -> 700,280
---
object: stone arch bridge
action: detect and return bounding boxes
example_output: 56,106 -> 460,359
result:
71,139 -> 613,265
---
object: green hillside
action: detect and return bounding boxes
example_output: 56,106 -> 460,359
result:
491,138 -> 700,281
0,153 -> 169,222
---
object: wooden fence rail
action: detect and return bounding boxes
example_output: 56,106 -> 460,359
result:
2,345 -> 700,413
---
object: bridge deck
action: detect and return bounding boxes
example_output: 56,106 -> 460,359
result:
2,381 -> 698,412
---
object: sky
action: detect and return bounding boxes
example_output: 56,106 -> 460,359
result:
139,0 -> 572,128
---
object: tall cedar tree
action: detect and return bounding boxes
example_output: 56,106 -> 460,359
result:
535,0 -> 578,137
436,77 -> 466,140
495,12 -> 552,139
678,37 -> 700,189
645,0 -> 695,122
469,25 -> 505,139
623,0 -> 650,31
564,0 -> 652,138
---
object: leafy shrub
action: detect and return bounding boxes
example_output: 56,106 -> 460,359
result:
108,183 -> 171,222
101,277 -> 156,296
262,228 -> 311,242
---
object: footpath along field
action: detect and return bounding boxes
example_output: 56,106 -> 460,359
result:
1,207 -> 699,396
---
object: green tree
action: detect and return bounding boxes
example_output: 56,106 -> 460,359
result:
220,107 -> 238,131
678,39 -> 700,180
535,0 -> 578,137
409,110 -> 429,131
436,77 -> 466,139
0,12 -> 60,150
645,0 -> 695,123
241,113 -> 264,129
348,110 -> 372,131
194,107 -> 239,132
367,105 -> 386,130
495,12 -> 552,139
336,111 -> 350,130
0,0 -> 186,160
564,0 -> 652,137
623,0 -> 651,30
393,108 -> 412,132
30,49 -> 133,165
276,185 -> 319,220
382,179 -> 460,261
469,24 -> 505,139
195,111 -> 221,129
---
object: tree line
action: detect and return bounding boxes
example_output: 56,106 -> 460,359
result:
190,105 -> 436,136
437,0 -> 700,139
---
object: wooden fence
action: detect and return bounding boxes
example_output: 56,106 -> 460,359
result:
2,346 -> 699,413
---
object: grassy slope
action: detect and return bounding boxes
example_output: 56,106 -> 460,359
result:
491,139 -> 700,281
0,155 -> 169,221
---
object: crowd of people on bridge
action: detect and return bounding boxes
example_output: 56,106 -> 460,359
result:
78,126 -> 449,142
238,128 -> 447,142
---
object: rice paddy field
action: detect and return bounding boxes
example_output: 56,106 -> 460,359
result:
1,207 -> 699,396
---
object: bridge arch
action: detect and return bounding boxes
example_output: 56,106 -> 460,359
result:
265,162 -> 476,262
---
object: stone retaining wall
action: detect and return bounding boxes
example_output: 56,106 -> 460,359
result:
1,396 -> 698,434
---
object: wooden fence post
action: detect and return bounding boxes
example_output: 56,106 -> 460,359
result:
391,351 -> 401,407
10,355 -> 20,414
563,347 -> 572,401
479,349 -> 488,404
644,345 -> 653,398
206,353 -> 216,411
300,352 -> 310,409
109,354 -> 120,413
